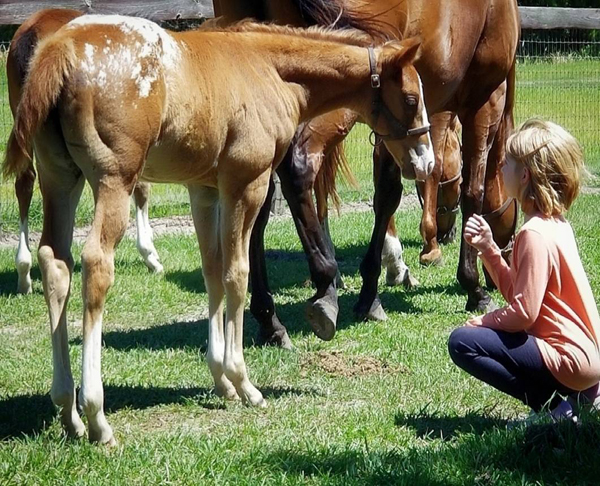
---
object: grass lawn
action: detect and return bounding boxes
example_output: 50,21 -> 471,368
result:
1,192 -> 600,484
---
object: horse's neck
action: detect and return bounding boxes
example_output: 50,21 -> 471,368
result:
265,39 -> 371,122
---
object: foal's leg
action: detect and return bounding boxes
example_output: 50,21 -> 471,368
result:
354,143 -> 403,321
188,184 -> 239,400
249,178 -> 293,349
35,129 -> 86,438
133,182 -> 163,273
79,180 -> 132,445
419,112 -> 451,266
220,172 -> 270,408
14,163 -> 36,294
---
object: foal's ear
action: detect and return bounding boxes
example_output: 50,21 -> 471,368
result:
382,37 -> 422,71
400,37 -> 422,63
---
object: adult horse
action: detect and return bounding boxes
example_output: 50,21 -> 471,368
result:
5,9 -> 163,295
216,0 -> 519,343
4,16 -> 433,444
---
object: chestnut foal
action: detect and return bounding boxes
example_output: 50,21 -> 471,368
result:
4,17 -> 433,444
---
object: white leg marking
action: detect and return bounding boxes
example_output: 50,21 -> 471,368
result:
16,218 -> 32,294
135,204 -> 163,273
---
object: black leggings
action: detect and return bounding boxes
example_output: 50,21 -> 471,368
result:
448,326 -> 575,412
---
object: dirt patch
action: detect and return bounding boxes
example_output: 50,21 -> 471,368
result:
301,350 -> 409,378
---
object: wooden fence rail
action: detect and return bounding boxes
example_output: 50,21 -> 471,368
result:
0,3 -> 599,28
0,0 -> 214,25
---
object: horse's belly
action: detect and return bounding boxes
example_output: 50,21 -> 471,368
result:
141,145 -> 218,186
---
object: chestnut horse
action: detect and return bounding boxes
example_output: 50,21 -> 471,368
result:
4,16 -> 433,443
5,9 -> 163,295
216,0 -> 519,343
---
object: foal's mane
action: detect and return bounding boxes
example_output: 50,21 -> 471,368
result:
201,19 -> 373,47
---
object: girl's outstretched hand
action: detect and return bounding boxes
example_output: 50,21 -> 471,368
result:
464,214 -> 496,253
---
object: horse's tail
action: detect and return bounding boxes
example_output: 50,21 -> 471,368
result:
2,34 -> 76,179
314,142 -> 358,222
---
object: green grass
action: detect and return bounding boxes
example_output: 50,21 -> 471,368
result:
1,193 -> 600,484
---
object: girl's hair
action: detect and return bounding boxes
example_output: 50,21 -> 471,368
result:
506,118 -> 584,216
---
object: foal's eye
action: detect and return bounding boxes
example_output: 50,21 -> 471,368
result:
405,95 -> 418,108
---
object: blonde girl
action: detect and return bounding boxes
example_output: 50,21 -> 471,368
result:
448,119 -> 600,421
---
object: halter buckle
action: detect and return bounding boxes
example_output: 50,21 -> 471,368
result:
370,73 -> 381,89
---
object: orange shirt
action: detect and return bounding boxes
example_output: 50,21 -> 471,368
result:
479,214 -> 600,391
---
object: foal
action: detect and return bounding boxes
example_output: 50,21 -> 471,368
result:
5,17 -> 433,444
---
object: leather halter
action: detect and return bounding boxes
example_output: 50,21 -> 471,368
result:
367,46 -> 430,145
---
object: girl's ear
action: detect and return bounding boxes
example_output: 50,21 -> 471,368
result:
521,165 -> 531,186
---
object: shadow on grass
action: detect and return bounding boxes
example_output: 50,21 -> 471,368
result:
85,277 -> 459,353
0,384 -> 315,441
394,409 -> 507,440
259,419 -> 600,485
0,266 -> 42,296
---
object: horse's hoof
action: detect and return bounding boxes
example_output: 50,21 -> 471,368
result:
306,293 -> 338,341
355,296 -> 387,322
146,256 -> 164,274
242,390 -> 267,408
402,271 -> 419,289
103,435 -> 118,448
16,279 -> 33,295
419,249 -> 443,266
63,416 -> 86,439
215,386 -> 240,401
466,294 -> 494,313
256,328 -> 293,350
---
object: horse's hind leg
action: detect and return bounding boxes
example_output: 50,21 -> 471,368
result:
188,184 -> 239,400
36,130 -> 85,438
249,178 -> 293,349
133,182 -> 163,273
78,177 -> 133,445
14,164 -> 36,294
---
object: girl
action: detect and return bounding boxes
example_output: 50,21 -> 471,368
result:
448,119 -> 600,422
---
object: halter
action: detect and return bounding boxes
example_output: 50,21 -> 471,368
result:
367,46 -> 430,146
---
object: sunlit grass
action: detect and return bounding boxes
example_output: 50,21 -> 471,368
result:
1,194 -> 600,484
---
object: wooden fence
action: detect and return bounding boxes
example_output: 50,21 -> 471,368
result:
0,3 -> 599,28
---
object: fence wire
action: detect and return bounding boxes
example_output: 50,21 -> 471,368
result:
1,29 -> 599,234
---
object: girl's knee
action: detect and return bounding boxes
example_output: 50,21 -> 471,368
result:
448,326 -> 476,363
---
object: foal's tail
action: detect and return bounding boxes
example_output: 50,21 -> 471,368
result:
2,35 -> 76,179
314,142 -> 357,222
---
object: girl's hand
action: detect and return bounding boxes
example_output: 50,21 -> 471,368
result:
464,214 -> 496,253
465,315 -> 483,327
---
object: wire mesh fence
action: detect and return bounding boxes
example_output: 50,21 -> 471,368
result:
1,28 -> 599,234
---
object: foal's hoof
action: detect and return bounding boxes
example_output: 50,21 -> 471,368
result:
419,249 -> 443,266
215,385 -> 241,401
386,268 -> 419,289
256,328 -> 293,350
145,255 -> 164,274
306,294 -> 338,341
354,296 -> 387,322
